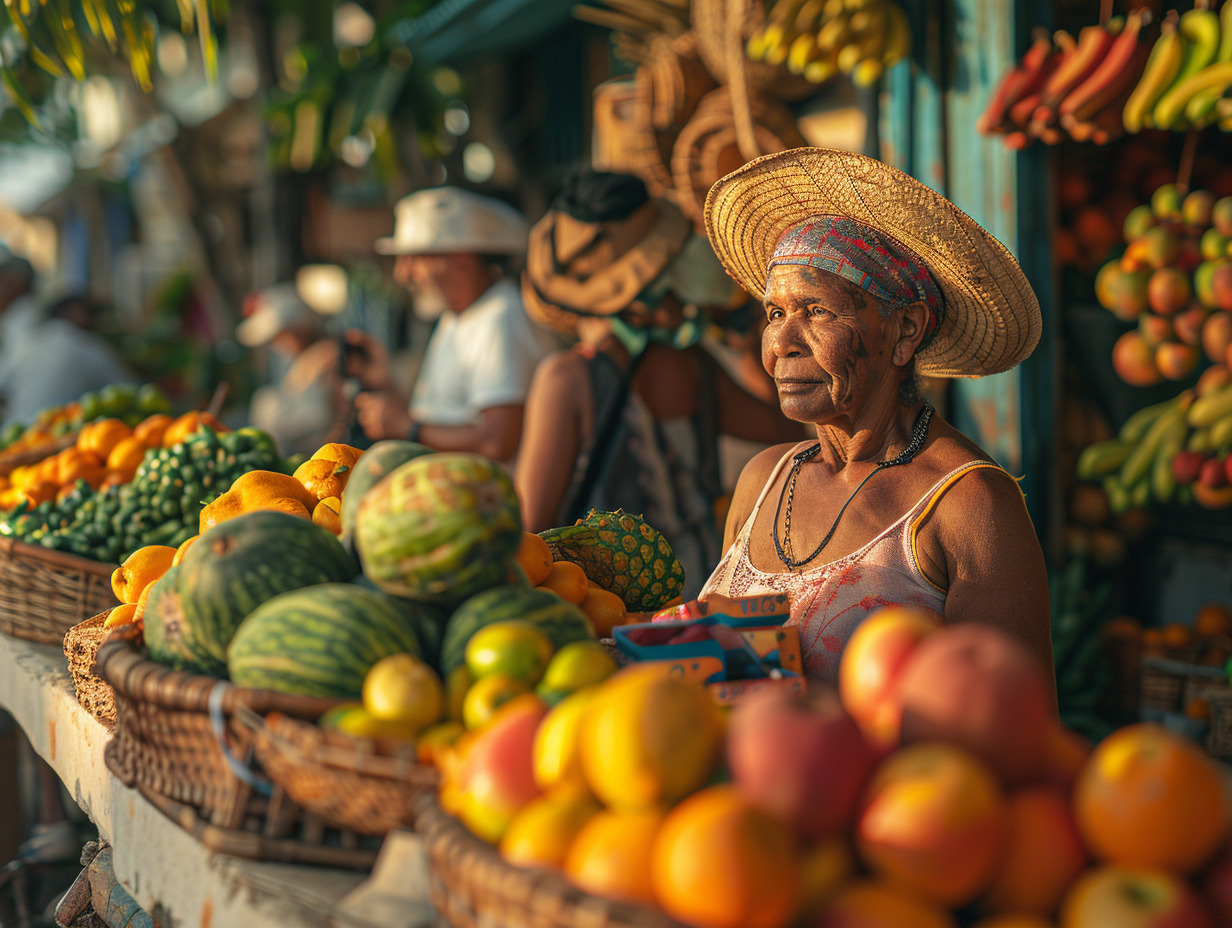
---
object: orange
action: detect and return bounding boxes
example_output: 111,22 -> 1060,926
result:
312,497 -> 342,534
132,413 -> 172,447
797,837 -> 855,919
814,880 -> 956,928
162,411 -> 219,447
106,437 -> 148,474
981,787 -> 1087,916
78,418 -> 131,459
1195,602 -> 1232,639
1099,615 -> 1141,641
172,534 -> 198,566
58,449 -> 105,487
652,785 -> 801,928
563,807 -> 664,905
311,442 -> 363,469
132,577 -> 158,625
111,545 -> 177,604
515,532 -> 553,586
969,916 -> 1052,928
294,458 -> 351,501
23,480 -> 58,505
538,560 -> 589,605
579,585 -> 626,638
104,603 -> 139,628
1074,722 -> 1230,873
499,795 -> 600,869
1160,622 -> 1192,649
1186,697 -> 1211,720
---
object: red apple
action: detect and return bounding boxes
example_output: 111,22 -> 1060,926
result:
1212,263 -> 1232,312
1155,341 -> 1200,380
456,694 -> 547,843
1201,458 -> 1229,489
1215,196 -> 1232,237
728,686 -> 875,839
1061,866 -> 1213,928
1148,267 -> 1192,315
1204,313 -> 1232,365
1225,455 -> 1232,488
1139,313 -> 1175,346
1175,304 -> 1211,346
1173,450 -> 1206,485
1113,331 -> 1165,386
838,606 -> 943,751
896,624 -> 1052,784
1197,363 -> 1232,396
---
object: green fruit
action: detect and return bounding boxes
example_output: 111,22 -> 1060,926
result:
227,583 -> 425,698
538,640 -> 619,694
461,673 -> 530,730
143,565 -> 193,670
538,509 -> 685,612
98,383 -> 137,416
465,620 -> 554,685
339,440 -> 433,548
355,453 -> 521,603
136,383 -> 171,415
352,574 -> 443,669
174,511 -> 358,676
441,585 -> 594,677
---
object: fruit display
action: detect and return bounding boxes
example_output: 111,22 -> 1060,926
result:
1076,363 -> 1232,509
978,13 -> 1152,149
0,424 -> 287,563
0,383 -> 170,458
425,608 -> 1232,928
744,0 -> 912,87
338,439 -> 432,547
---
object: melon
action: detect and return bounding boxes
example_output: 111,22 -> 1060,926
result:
355,453 -> 522,603
441,585 -> 596,676
142,565 -> 193,670
353,574 -> 447,670
175,511 -> 358,676
340,440 -> 432,547
539,509 -> 684,612
227,584 -> 424,698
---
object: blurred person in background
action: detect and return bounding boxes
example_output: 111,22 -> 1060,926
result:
344,187 -> 551,464
517,171 -> 804,595
0,253 -> 38,379
0,293 -> 134,428
238,282 -> 344,457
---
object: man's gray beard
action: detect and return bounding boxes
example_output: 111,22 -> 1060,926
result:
412,284 -> 448,321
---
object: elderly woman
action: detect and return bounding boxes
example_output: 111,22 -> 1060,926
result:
700,148 -> 1053,689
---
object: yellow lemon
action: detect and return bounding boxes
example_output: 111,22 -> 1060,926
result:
462,673 -> 532,730
500,795 -> 601,869
538,640 -> 618,696
362,653 -> 444,734
322,705 -> 420,742
445,665 -> 474,722
416,720 -> 466,766
534,686 -> 601,800
465,620 -> 555,685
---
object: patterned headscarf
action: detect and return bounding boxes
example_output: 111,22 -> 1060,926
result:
768,216 -> 944,346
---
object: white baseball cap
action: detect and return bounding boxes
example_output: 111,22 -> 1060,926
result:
236,283 -> 319,347
375,187 -> 528,256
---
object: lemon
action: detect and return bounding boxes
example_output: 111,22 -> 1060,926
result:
538,640 -> 618,695
322,705 -> 420,742
533,686 -> 601,799
362,653 -> 444,734
465,620 -> 554,685
462,673 -> 532,730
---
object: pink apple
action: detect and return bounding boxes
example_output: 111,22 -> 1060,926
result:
456,694 -> 547,843
1061,866 -> 1213,928
728,685 -> 875,839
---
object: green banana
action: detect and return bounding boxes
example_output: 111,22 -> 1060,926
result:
1154,10 -> 1227,129
1119,394 -> 1184,443
1186,0 -> 1232,125
1151,419 -> 1187,504
1076,440 -> 1133,481
1119,391 -> 1194,487
1187,426 -> 1215,453
1125,19 -> 1184,132
1211,414 -> 1232,450
1129,480 -> 1152,509
1188,381 -> 1232,428
1103,476 -> 1131,515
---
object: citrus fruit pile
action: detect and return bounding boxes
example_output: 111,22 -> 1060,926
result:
0,383 -> 170,457
426,605 -> 1232,928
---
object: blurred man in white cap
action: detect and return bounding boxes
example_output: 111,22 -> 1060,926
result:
240,282 -> 342,456
345,187 -> 551,464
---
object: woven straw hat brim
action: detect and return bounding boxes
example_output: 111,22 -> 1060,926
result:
703,147 -> 1042,378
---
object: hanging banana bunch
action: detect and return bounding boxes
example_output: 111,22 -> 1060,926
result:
0,0 -> 228,125
746,0 -> 910,87
572,0 -> 690,65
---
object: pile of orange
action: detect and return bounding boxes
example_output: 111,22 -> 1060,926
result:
514,532 -> 632,637
0,410 -> 226,509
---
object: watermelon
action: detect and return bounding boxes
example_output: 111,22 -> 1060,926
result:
175,511 -> 358,676
142,565 -> 193,670
353,574 -> 447,670
539,509 -> 685,612
340,440 -> 433,547
441,585 -> 596,676
355,453 -> 522,604
227,584 -> 424,697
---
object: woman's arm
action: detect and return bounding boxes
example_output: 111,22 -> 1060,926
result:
918,467 -> 1057,710
514,351 -> 589,533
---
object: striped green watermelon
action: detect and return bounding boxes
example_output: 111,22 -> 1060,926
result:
340,440 -> 432,548
355,453 -> 521,604
175,511 -> 358,676
538,509 -> 685,612
227,584 -> 423,697
353,574 -> 446,670
142,565 -> 193,670
441,585 -> 596,676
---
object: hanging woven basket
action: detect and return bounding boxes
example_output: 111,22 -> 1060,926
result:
690,0 -> 819,102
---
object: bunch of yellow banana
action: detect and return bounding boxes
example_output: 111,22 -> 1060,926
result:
746,0 -> 911,87
1123,1 -> 1232,133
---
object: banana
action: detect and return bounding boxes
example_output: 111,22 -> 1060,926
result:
1186,426 -> 1215,453
1058,11 -> 1150,124
804,53 -> 839,82
880,2 -> 911,65
976,32 -> 1056,135
1185,0 -> 1232,117
1191,382 -> 1232,427
1103,476 -> 1132,515
1150,419 -> 1187,504
1129,479 -> 1152,510
760,0 -> 813,63
1040,23 -> 1118,113
817,11 -> 854,52
1076,439 -> 1132,481
837,30 -> 885,73
1119,391 -> 1194,487
848,3 -> 887,36
1210,414 -> 1232,450
852,55 -> 884,86
1123,16 -> 1183,132
1152,8 -> 1223,129
1159,62 -> 1232,128
787,32 -> 822,72
1119,393 -> 1184,443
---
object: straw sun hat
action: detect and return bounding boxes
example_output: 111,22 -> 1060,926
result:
703,147 -> 1042,378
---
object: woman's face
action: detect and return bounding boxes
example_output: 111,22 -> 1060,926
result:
761,264 -> 902,425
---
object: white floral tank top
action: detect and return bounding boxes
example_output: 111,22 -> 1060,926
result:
699,441 -> 1009,684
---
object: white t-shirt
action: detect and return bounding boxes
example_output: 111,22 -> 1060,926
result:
410,278 -> 549,428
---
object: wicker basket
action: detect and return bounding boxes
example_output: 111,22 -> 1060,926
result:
0,434 -> 76,476
1139,638 -> 1231,720
63,612 -> 117,728
0,536 -> 118,644
252,712 -> 438,836
689,0 -> 819,101
1207,689 -> 1232,759
417,793 -> 689,928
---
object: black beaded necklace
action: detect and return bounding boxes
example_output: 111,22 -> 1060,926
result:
772,402 -> 934,571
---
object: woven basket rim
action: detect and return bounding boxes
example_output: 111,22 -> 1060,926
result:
260,713 -> 438,782
95,628 -> 342,719
0,534 -> 115,577
0,434 -> 77,475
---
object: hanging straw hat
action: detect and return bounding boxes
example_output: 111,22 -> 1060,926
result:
703,147 -> 1042,378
